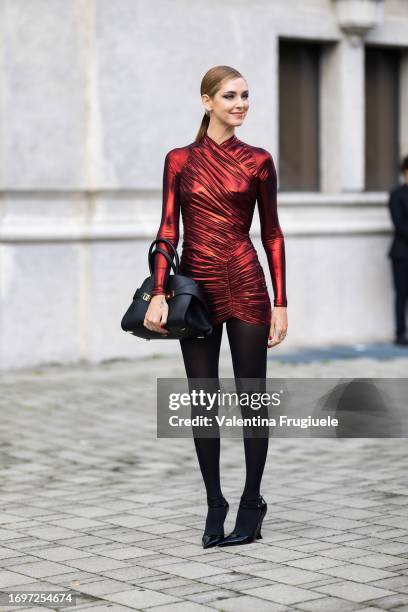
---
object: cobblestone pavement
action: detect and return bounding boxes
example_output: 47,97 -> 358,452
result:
0,347 -> 408,611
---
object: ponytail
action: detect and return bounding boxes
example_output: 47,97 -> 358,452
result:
195,112 -> 210,142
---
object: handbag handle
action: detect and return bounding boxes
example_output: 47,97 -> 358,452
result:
148,238 -> 180,275
149,247 -> 178,275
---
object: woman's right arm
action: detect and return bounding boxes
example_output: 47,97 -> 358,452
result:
144,151 -> 180,335
151,151 -> 181,296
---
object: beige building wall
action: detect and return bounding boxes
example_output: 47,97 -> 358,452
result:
1,0 -> 408,369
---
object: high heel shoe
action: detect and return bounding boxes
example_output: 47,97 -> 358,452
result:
217,495 -> 267,546
202,496 -> 229,549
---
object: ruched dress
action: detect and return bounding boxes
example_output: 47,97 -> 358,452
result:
151,131 -> 287,327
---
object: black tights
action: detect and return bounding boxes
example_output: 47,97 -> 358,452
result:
179,317 -> 270,503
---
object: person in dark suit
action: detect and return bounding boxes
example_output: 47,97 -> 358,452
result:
388,155 -> 408,346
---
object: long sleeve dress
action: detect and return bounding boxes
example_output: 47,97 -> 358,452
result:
151,131 -> 287,327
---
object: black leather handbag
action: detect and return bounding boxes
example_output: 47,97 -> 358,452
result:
121,238 -> 214,340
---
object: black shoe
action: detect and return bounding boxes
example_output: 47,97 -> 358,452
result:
217,495 -> 267,547
202,496 -> 229,549
395,336 -> 408,346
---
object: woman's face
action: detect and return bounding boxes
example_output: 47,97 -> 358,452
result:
203,77 -> 249,128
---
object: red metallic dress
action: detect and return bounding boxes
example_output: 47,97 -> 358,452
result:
151,131 -> 287,327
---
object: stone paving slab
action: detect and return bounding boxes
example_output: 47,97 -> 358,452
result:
267,341 -> 408,364
0,351 -> 408,610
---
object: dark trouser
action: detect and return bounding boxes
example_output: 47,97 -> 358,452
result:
391,257 -> 408,338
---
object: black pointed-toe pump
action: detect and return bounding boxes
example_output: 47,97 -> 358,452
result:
217,495 -> 267,547
202,496 -> 229,549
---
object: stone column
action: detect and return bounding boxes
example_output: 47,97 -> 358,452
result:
321,0 -> 384,193
400,50 -> 408,160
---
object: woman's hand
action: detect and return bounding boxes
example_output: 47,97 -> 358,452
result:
268,306 -> 288,348
144,294 -> 170,335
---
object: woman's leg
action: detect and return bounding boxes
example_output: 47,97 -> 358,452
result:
179,324 -> 227,537
225,316 -> 270,535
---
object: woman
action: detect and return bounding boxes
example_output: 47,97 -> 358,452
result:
144,65 -> 288,548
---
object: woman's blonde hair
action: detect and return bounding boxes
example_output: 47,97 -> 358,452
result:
195,65 -> 244,142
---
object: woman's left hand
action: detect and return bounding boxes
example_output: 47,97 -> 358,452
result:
268,306 -> 288,348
